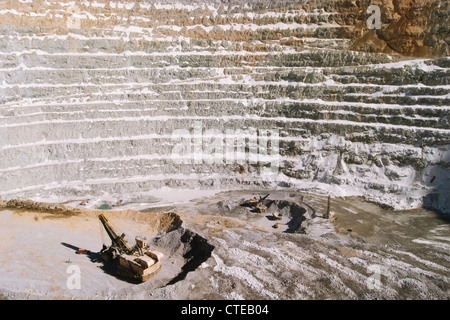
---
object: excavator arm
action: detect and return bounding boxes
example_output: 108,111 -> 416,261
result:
99,213 -> 133,254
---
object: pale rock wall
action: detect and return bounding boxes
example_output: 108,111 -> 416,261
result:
0,0 -> 449,213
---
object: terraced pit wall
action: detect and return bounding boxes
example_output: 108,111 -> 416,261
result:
0,0 -> 449,214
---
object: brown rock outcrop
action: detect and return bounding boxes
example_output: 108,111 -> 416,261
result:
349,0 -> 449,57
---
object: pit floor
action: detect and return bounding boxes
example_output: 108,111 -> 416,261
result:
0,189 -> 448,300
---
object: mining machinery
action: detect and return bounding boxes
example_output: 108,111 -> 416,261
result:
98,213 -> 163,282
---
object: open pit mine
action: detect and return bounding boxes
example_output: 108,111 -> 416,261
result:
0,0 -> 449,300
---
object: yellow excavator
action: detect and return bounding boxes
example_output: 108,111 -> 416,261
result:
98,213 -> 163,282
244,194 -> 269,213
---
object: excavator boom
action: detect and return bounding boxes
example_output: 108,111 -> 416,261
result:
99,213 -> 133,254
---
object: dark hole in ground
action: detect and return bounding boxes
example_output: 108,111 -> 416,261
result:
165,229 -> 214,286
268,200 -> 307,233
218,197 -> 308,233
151,228 -> 215,287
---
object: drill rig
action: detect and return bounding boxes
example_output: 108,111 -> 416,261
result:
99,213 -> 163,282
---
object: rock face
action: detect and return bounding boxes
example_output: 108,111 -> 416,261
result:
349,0 -> 449,58
0,0 -> 449,213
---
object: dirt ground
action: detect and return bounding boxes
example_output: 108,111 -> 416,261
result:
0,190 -> 448,300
